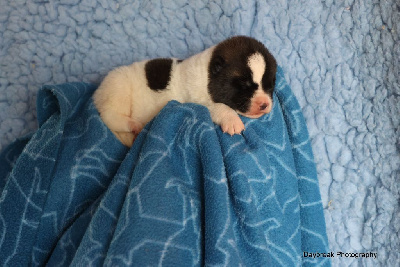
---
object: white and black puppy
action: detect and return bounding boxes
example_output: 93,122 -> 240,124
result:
93,36 -> 277,147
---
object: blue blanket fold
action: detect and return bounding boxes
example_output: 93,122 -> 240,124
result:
0,67 -> 330,266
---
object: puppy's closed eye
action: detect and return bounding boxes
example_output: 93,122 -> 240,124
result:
243,80 -> 256,89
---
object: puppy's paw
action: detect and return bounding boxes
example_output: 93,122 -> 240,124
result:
220,113 -> 245,136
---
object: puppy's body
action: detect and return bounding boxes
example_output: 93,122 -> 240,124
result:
93,36 -> 277,147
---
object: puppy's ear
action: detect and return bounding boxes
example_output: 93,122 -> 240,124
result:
210,55 -> 226,76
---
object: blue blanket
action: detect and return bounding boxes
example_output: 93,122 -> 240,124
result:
0,67 -> 329,266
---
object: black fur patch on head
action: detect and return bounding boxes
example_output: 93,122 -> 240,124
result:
208,36 -> 277,113
145,58 -> 173,91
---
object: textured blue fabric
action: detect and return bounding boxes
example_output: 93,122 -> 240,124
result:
0,67 -> 330,266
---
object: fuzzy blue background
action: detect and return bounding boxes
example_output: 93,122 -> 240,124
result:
0,0 -> 399,266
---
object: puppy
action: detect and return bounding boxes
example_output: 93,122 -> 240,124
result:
93,36 -> 277,147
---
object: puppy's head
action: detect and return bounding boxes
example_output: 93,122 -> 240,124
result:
208,36 -> 277,118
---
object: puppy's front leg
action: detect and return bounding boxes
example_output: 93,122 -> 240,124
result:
207,103 -> 245,135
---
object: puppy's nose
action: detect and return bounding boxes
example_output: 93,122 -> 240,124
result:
260,103 -> 268,111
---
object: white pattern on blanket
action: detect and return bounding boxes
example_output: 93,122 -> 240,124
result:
0,0 -> 399,266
